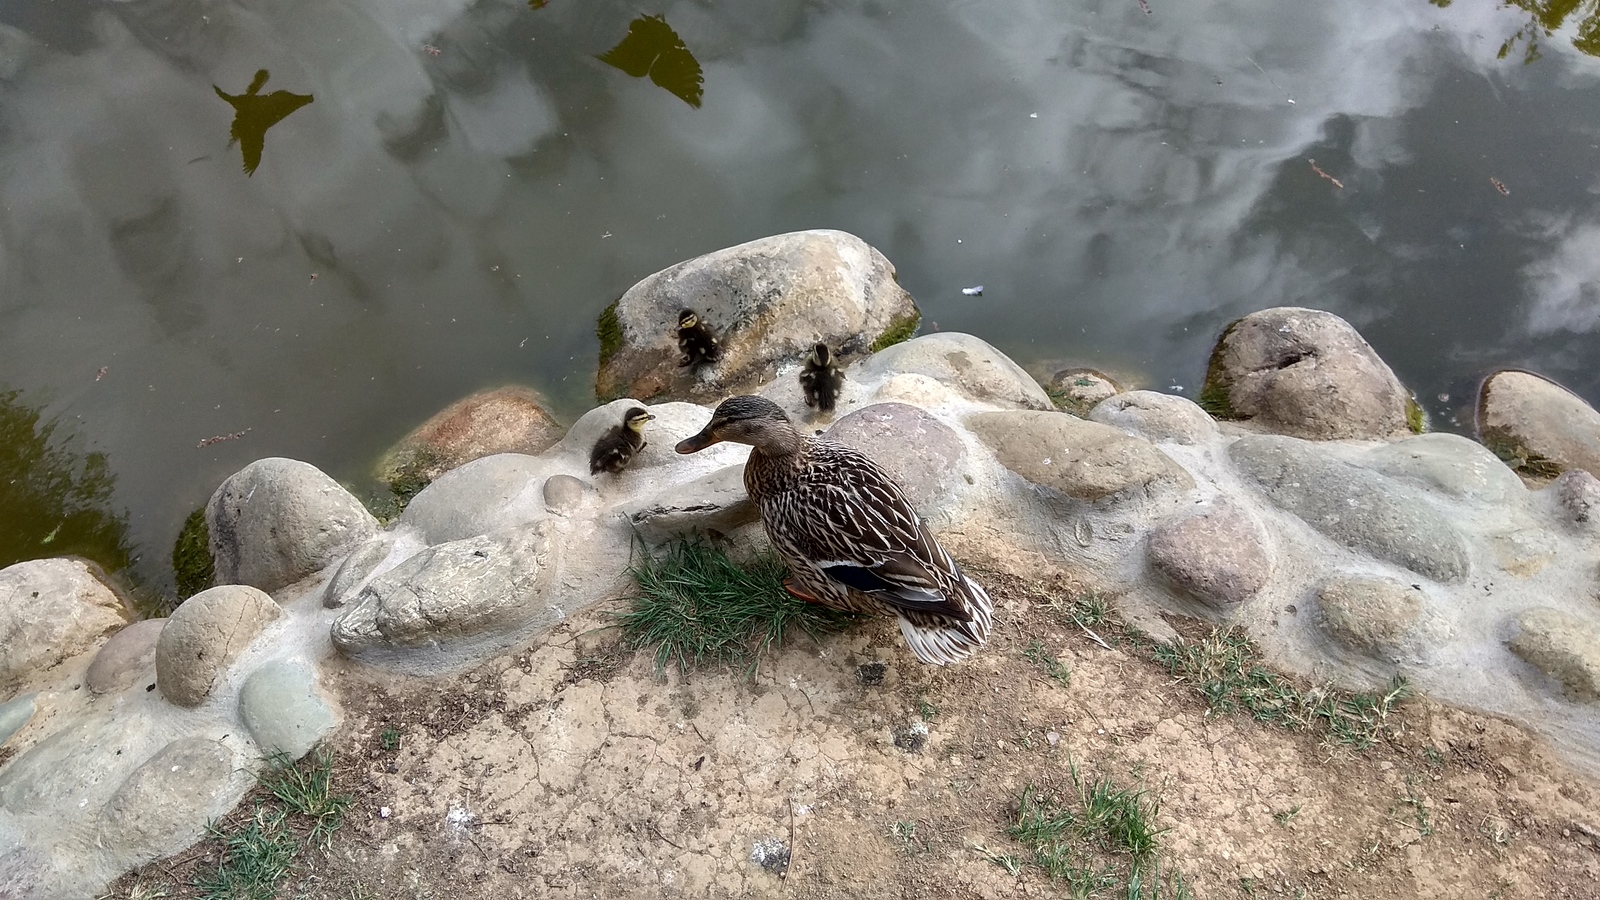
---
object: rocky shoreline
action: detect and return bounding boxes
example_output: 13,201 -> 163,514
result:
2,229 -> 1599,898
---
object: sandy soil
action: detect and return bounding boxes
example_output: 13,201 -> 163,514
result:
110,568 -> 1600,899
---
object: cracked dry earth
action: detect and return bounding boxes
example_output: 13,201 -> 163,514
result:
120,570 -> 1600,900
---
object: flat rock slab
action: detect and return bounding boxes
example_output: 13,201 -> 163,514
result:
1089,390 -> 1219,445
375,385 -> 564,493
1230,435 -> 1470,583
86,618 -> 166,695
238,660 -> 337,759
1361,433 -> 1524,504
862,333 -> 1054,411
969,410 -> 1194,502
402,453 -> 549,545
596,229 -> 919,402
1510,607 -> 1600,702
207,457 -> 379,594
1204,307 -> 1415,440
0,713 -> 124,814
0,692 -> 35,747
622,465 -> 757,545
332,523 -> 563,657
1146,500 -> 1271,607
97,737 -> 236,859
825,402 -> 966,512
1315,575 -> 1439,662
0,557 -> 129,694
1479,370 -> 1600,479
156,585 -> 282,707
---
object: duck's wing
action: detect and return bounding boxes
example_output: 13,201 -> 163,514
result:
775,445 -> 972,621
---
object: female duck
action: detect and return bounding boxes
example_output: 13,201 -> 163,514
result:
676,396 -> 992,665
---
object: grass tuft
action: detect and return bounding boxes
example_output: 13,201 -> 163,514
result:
263,749 -> 351,849
1022,639 -> 1072,689
615,540 -> 857,675
1150,628 -> 1410,749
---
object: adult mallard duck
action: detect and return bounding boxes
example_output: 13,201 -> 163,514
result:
675,395 -> 993,665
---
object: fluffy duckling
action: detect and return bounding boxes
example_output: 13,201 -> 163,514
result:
676,396 -> 993,665
590,407 -> 654,475
676,309 -> 723,367
799,342 -> 844,413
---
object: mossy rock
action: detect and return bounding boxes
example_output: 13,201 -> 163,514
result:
596,299 -> 624,371
869,311 -> 921,353
171,507 -> 214,601
1197,320 -> 1241,418
1405,395 -> 1426,435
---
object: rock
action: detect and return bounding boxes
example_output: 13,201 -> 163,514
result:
0,558 -> 129,694
1089,391 -> 1219,445
322,532 -> 418,609
968,410 -> 1195,502
825,402 -> 967,512
1201,307 -> 1417,440
1552,469 -> 1600,527
596,230 -> 920,402
238,660 -> 338,759
207,458 -> 379,594
402,453 -> 548,545
0,713 -> 124,813
97,738 -> 237,859
375,385 -> 564,494
622,465 -> 757,545
1479,370 -> 1600,479
86,619 -> 166,695
155,585 -> 282,707
331,523 -> 563,658
1490,529 -> 1556,578
1047,367 -> 1121,415
1509,607 -> 1600,701
543,474 -> 591,515
1146,501 -> 1271,608
0,693 -> 35,747
1360,433 -> 1524,504
861,333 -> 1053,411
1315,575 -> 1438,662
1230,435 -> 1470,583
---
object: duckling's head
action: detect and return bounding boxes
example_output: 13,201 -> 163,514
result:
806,342 -> 832,367
678,309 -> 699,329
675,395 -> 798,455
624,406 -> 654,432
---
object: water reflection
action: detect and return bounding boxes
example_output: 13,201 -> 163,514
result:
1432,0 -> 1600,61
597,15 -> 704,108
0,390 -> 133,575
213,69 -> 313,175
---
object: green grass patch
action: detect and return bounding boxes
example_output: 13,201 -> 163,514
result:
171,507 -> 214,603
615,540 -> 857,675
1150,628 -> 1410,749
868,311 -> 921,352
1003,765 -> 1191,899
1022,639 -> 1072,689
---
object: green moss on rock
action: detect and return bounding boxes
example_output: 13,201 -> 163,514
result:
868,312 -> 921,353
596,300 -> 624,371
1197,319 -> 1242,419
171,507 -> 214,601
1405,396 -> 1426,434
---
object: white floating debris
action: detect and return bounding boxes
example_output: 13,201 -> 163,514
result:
1029,112 -> 1038,118
961,285 -> 984,296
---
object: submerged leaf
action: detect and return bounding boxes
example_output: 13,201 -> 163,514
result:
597,15 -> 704,108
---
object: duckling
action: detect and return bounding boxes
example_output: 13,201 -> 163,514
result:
676,309 -> 723,367
799,342 -> 844,413
590,407 -> 654,475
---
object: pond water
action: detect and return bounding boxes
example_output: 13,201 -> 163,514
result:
3,0 -> 1599,594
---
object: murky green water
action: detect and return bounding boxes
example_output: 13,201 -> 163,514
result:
3,0 -> 1599,593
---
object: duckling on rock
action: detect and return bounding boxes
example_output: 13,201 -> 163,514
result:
799,342 -> 844,413
676,309 -> 723,367
675,395 -> 994,666
590,406 -> 654,475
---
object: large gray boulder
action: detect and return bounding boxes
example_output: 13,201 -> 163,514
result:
1509,608 -> 1600,702
1230,435 -> 1469,583
1089,391 -> 1219,445
968,411 -> 1194,502
1315,575 -> 1445,663
0,558 -> 129,695
825,402 -> 967,512
861,333 -> 1054,411
155,585 -> 282,707
1360,433 -> 1524,504
1201,307 -> 1417,440
237,660 -> 338,759
1478,370 -> 1600,479
1146,500 -> 1271,608
375,385 -> 564,495
595,230 -> 920,402
86,618 -> 166,695
207,458 -> 379,594
97,737 -> 237,859
331,523 -> 563,658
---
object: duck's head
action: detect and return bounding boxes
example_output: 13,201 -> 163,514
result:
675,395 -> 797,454
623,406 -> 655,432
806,342 -> 832,367
678,309 -> 700,329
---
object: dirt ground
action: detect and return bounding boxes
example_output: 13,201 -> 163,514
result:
112,568 -> 1600,899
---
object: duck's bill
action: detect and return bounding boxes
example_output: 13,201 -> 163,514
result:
674,429 -> 720,454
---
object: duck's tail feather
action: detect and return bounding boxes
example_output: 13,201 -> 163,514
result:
896,573 -> 994,666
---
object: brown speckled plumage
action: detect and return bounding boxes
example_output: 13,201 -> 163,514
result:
675,395 -> 992,665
